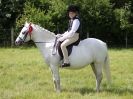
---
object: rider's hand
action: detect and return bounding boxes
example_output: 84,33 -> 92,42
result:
57,37 -> 65,42
56,34 -> 62,38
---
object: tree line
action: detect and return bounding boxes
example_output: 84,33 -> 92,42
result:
0,0 -> 133,47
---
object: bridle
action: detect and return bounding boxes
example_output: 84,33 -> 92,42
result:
19,31 -> 29,43
19,23 -> 55,44
18,23 -> 33,43
18,23 -> 58,55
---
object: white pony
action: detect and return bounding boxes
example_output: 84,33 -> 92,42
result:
15,22 -> 111,92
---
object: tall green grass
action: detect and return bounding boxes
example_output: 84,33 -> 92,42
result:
0,48 -> 133,99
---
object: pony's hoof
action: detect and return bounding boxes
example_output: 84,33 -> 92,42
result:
56,90 -> 61,93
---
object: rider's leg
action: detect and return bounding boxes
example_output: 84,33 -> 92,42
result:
61,33 -> 79,65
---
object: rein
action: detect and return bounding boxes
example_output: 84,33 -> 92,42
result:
20,23 -> 56,44
34,37 -> 57,44
34,41 -> 54,43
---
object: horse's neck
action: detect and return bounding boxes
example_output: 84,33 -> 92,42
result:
32,25 -> 56,43
32,25 -> 55,64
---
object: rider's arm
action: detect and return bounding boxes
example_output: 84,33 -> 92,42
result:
63,19 -> 80,39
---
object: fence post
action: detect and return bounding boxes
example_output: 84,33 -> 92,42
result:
87,32 -> 89,38
125,32 -> 128,48
11,27 -> 14,47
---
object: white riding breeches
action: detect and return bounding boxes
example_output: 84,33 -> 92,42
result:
60,33 -> 79,63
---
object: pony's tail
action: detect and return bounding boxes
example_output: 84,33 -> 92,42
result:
104,51 -> 111,84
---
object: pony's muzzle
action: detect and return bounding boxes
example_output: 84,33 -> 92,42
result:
15,38 -> 24,46
15,41 -> 20,46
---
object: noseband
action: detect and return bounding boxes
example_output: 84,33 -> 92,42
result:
19,24 -> 55,44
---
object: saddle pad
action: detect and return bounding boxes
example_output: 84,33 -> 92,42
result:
57,39 -> 80,60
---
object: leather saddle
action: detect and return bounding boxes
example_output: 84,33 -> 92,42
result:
52,38 -> 80,60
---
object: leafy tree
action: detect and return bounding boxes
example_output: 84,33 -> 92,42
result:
114,2 -> 132,47
0,0 -> 133,47
0,0 -> 25,46
16,0 -> 67,34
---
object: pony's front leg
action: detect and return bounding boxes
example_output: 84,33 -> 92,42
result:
49,64 -> 61,93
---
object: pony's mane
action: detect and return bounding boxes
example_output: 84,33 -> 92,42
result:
33,24 -> 55,36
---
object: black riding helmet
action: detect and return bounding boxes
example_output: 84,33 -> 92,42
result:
67,5 -> 79,13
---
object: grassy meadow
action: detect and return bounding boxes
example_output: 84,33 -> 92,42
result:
0,47 -> 133,99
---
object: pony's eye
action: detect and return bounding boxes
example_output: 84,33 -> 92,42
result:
22,31 -> 26,34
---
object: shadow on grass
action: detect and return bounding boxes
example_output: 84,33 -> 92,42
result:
104,87 -> 133,95
62,87 -> 95,95
63,87 -> 133,95
75,87 -> 95,95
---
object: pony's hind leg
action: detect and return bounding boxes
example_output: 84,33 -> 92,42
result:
91,63 -> 96,76
92,62 -> 103,92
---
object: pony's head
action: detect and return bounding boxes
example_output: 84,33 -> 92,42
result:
15,22 -> 33,45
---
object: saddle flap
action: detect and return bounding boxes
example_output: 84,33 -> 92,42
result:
57,41 -> 73,59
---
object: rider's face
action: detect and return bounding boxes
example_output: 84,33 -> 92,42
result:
69,12 -> 77,19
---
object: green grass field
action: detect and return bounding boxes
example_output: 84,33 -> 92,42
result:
0,48 -> 133,99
